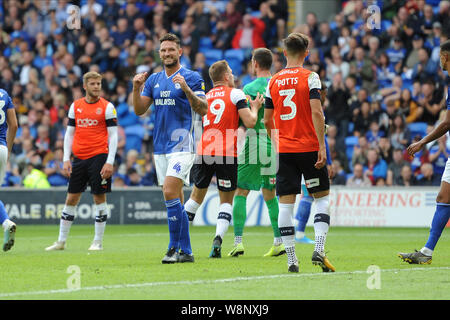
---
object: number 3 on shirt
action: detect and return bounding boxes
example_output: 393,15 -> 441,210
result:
279,89 -> 296,121
203,99 -> 225,126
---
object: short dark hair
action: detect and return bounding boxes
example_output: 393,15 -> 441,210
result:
209,60 -> 229,83
159,33 -> 181,47
440,39 -> 450,53
283,32 -> 309,56
252,48 -> 272,70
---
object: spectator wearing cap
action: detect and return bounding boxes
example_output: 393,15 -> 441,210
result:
124,167 -> 143,187
386,36 -> 407,73
405,35 -> 424,70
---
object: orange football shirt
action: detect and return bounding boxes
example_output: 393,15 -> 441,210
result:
71,97 -> 115,159
199,86 -> 247,157
266,67 -> 321,153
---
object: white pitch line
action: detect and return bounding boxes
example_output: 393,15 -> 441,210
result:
1,266 -> 449,298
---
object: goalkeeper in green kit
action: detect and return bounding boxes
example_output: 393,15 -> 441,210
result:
228,48 -> 285,257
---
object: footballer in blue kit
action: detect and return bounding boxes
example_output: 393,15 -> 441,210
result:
0,88 -> 18,252
132,33 -> 208,264
399,40 -> 450,264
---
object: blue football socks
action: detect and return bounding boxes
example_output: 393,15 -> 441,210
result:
424,203 -> 450,252
0,200 -> 9,225
179,205 -> 192,254
295,195 -> 313,232
165,198 -> 183,250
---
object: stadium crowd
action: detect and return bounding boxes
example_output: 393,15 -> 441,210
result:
0,0 -> 449,189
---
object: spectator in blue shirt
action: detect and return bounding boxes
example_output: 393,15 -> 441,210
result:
111,18 -> 133,48
44,147 -> 68,187
364,148 -> 388,185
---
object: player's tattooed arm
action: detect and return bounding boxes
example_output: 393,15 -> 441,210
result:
173,74 -> 208,116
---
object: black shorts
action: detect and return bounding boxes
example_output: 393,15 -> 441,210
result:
68,153 -> 111,194
276,152 -> 329,196
192,155 -> 238,192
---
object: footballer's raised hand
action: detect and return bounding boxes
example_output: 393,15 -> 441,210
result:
172,73 -> 189,92
133,72 -> 150,90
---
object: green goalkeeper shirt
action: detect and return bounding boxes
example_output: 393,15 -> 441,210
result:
239,77 -> 273,165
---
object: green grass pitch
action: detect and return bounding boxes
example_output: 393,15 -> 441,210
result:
0,225 -> 449,300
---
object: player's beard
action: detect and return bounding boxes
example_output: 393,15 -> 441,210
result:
163,57 -> 179,68
87,90 -> 100,100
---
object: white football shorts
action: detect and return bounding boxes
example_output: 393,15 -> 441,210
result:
0,145 -> 7,184
442,157 -> 450,184
154,152 -> 195,186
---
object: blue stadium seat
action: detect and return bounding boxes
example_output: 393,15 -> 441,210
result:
345,136 -> 359,162
201,49 -> 223,67
199,37 -> 213,49
408,122 -> 428,138
224,49 -> 245,76
124,125 -> 145,153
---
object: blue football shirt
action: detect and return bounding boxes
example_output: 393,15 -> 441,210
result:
141,67 -> 205,154
0,89 -> 14,147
